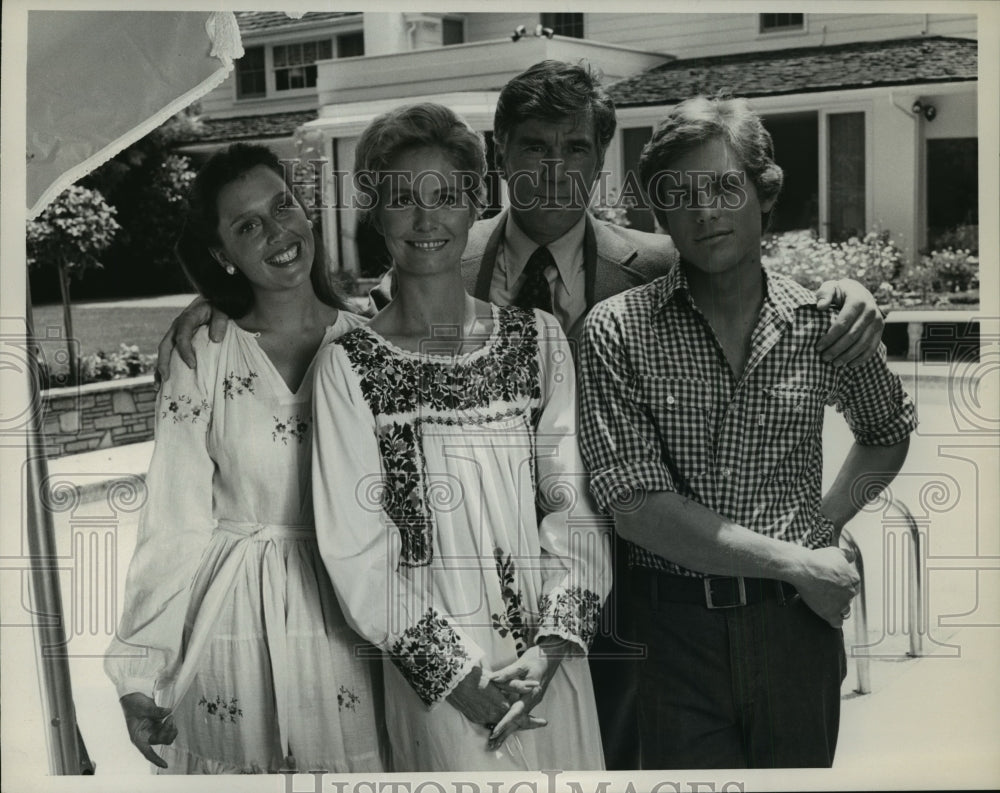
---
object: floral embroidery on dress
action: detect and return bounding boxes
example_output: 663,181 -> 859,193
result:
223,370 -> 258,399
161,394 -> 211,424
197,695 -> 243,722
377,422 -> 432,565
491,548 -> 528,656
337,686 -> 360,712
390,609 -> 471,706
337,307 -> 543,567
537,586 -> 603,648
272,414 -> 309,444
336,305 -> 541,416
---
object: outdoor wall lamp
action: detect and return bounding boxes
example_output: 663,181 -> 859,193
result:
511,24 -> 555,41
911,99 -> 937,121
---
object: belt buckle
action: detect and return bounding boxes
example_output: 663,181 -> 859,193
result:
704,576 -> 747,609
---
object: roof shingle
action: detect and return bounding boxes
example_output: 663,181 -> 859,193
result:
235,11 -> 360,34
608,36 -> 977,107
177,111 -> 319,144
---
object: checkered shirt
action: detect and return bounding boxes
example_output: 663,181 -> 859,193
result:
578,264 -> 917,577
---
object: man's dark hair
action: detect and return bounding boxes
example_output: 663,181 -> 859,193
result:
493,60 -> 617,155
175,143 -> 347,318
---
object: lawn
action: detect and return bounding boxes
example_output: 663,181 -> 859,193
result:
30,297 -> 196,372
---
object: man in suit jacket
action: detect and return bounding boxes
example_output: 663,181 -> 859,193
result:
157,59 -> 884,772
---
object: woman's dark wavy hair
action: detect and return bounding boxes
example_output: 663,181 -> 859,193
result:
175,143 -> 348,318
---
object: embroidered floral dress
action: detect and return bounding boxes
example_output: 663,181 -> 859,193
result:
312,305 -> 610,771
105,313 -> 388,774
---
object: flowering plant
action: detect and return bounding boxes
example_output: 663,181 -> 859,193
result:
761,229 -> 901,301
762,227 -> 979,308
79,344 -> 156,384
27,185 -> 120,383
590,189 -> 632,228
26,186 -> 120,271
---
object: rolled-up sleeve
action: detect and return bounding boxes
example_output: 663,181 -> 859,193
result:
578,302 -> 675,513
833,345 -> 918,446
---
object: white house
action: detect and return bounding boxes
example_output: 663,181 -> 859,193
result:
176,11 -> 978,274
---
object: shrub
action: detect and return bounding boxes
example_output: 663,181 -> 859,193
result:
763,227 -> 980,308
928,224 -> 978,255
761,229 -> 902,304
907,248 -> 979,298
79,344 -> 156,384
27,185 -> 121,383
591,189 -> 632,228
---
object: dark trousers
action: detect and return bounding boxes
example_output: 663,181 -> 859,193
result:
588,536 -> 643,770
625,571 -> 847,769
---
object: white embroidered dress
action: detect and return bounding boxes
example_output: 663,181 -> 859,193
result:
312,305 -> 610,772
105,313 -> 387,774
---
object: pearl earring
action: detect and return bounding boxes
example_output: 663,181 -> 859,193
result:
225,264 -> 236,275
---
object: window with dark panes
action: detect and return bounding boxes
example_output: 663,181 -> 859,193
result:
759,13 -> 804,33
540,13 -> 584,39
443,17 -> 465,46
622,127 -> 655,232
273,39 -> 332,91
827,112 -> 866,241
337,31 -> 365,58
236,45 -> 266,98
927,138 -> 978,246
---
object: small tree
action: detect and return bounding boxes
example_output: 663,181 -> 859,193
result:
27,185 -> 120,384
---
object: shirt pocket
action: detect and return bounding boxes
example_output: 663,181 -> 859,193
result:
757,384 -> 828,484
628,375 -> 713,490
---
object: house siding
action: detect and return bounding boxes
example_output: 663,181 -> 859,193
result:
586,12 -> 976,58
463,13 -> 539,42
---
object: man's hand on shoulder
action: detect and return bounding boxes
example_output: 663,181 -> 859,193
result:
815,279 -> 885,368
155,297 -> 228,384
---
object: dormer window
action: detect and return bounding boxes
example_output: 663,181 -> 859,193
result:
274,39 -> 333,91
236,46 -> 266,98
759,13 -> 804,33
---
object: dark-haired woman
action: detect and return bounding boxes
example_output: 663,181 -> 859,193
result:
105,144 -> 388,774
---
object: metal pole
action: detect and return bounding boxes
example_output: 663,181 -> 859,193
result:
24,284 -> 94,774
841,529 -> 870,695
893,499 -> 924,657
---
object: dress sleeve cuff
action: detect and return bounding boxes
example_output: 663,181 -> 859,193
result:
388,608 -> 483,707
113,676 -> 157,700
536,586 -> 603,652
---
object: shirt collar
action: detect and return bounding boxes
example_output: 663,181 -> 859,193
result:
652,260 -> 691,314
762,267 -> 817,323
653,263 -> 814,321
503,212 -> 587,294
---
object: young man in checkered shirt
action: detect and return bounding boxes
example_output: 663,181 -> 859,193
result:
577,95 -> 916,769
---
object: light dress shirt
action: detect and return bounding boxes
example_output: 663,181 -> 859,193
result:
490,212 -> 587,332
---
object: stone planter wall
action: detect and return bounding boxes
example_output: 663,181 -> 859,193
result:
41,375 -> 157,458
36,311 -> 979,459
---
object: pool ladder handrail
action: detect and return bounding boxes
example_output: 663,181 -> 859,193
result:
840,495 -> 923,696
